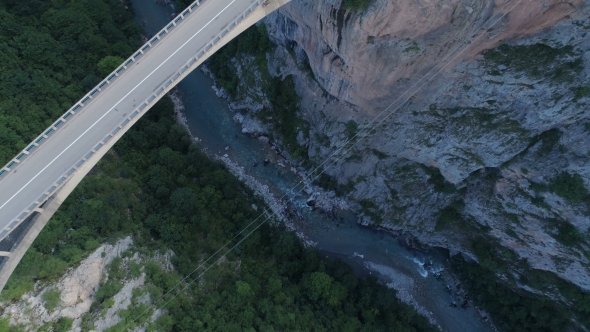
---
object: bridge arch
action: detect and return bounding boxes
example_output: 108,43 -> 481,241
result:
0,0 -> 291,291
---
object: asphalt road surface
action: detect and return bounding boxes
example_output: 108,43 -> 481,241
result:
0,0 -> 257,237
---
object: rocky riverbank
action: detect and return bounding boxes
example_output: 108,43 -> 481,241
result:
199,63 -> 351,213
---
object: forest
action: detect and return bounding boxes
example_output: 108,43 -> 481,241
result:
0,1 -> 434,331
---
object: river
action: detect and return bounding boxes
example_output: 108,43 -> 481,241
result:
130,1 -> 491,331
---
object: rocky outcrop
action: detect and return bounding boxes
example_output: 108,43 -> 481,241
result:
0,238 -> 174,331
1,237 -> 133,330
266,0 -> 582,113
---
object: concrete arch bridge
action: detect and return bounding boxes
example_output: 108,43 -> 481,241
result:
0,0 -> 291,291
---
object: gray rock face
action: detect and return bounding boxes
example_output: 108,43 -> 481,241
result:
258,0 -> 590,289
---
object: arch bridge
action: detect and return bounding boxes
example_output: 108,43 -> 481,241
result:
0,0 -> 291,291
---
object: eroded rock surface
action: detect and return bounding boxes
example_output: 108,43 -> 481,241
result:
241,0 -> 590,289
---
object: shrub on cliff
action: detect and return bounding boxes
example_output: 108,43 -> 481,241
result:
342,0 -> 373,11
549,172 -> 588,203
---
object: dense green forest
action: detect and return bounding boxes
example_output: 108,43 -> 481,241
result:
0,0 -> 142,166
0,1 -> 434,330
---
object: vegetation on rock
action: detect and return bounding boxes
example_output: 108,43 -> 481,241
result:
484,43 -> 583,83
342,0 -> 373,11
549,171 -> 588,204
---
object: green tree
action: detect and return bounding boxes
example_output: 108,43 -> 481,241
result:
42,287 -> 62,311
304,272 -> 347,306
342,0 -> 373,11
549,172 -> 588,203
97,55 -> 124,77
236,281 -> 255,298
53,317 -> 73,332
0,317 -> 8,332
345,120 -> 358,139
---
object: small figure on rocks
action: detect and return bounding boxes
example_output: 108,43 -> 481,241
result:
263,158 -> 270,165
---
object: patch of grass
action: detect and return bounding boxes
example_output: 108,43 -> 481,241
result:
129,260 -> 142,279
0,317 -> 9,332
505,228 -> 519,238
404,44 -> 421,54
546,218 -> 585,247
530,181 -> 548,193
314,173 -> 355,197
442,107 -> 527,138
108,257 -> 126,281
103,298 -> 115,309
54,318 -> 74,332
422,166 -> 456,194
549,172 -> 588,203
342,0 -> 373,11
359,199 -> 383,224
572,86 -> 590,101
371,149 -> 388,160
42,287 -> 61,311
345,120 -> 358,140
94,280 -> 123,306
257,75 -> 309,158
556,223 -> 585,247
506,213 -> 520,224
532,128 -> 562,156
435,200 -> 472,231
530,195 -> 551,210
452,254 -> 577,331
471,237 -> 512,272
484,43 -> 583,83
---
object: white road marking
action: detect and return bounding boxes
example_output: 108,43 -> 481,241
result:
0,0 -> 240,213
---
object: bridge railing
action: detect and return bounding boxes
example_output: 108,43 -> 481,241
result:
0,0 -> 264,240
0,0 -> 207,181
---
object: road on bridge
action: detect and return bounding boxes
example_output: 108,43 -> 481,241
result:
0,0 -> 258,236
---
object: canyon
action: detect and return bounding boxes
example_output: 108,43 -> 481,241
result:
221,0 -> 590,292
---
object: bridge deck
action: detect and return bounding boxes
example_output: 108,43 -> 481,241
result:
0,0 -> 258,236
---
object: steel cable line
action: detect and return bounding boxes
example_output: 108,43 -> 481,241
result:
124,0 -> 526,328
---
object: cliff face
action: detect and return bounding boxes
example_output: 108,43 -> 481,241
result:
256,0 -> 590,290
266,0 -> 582,113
